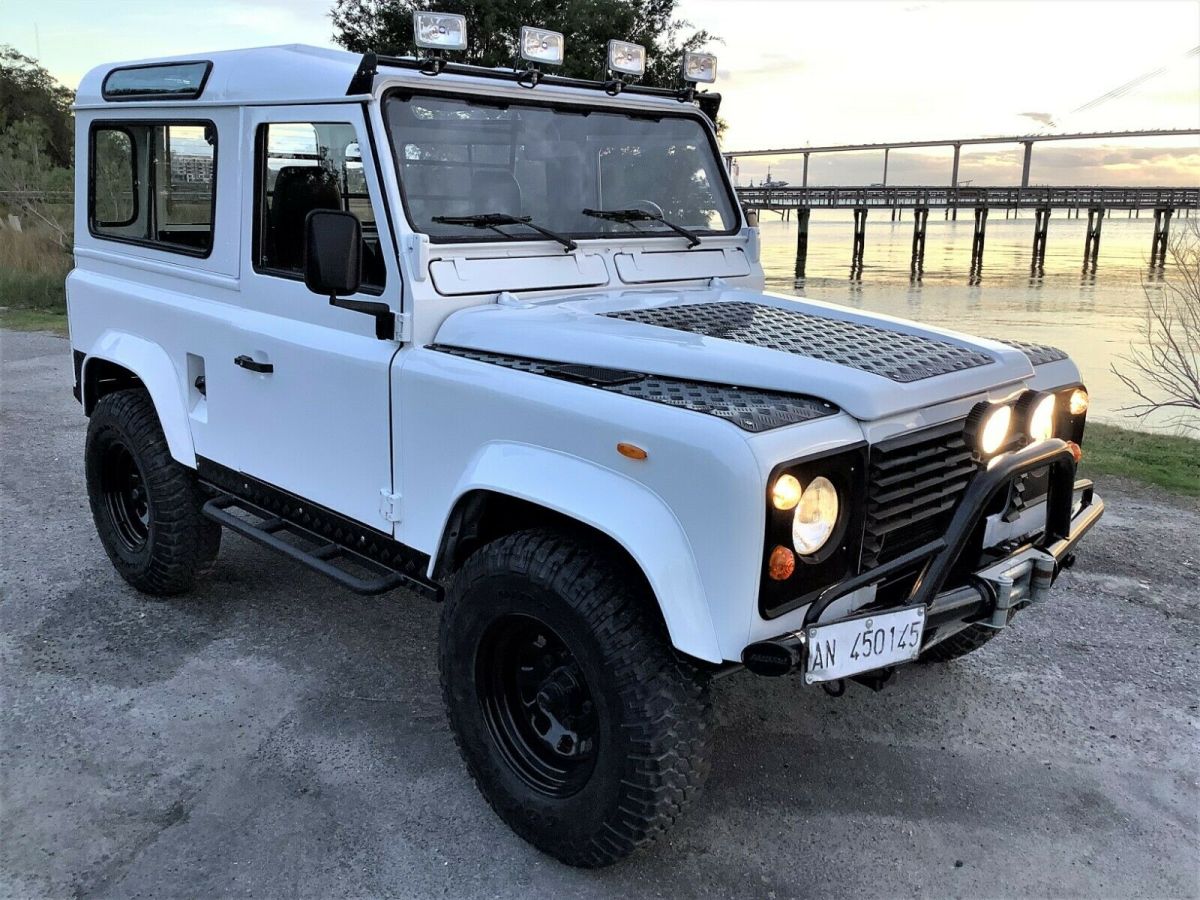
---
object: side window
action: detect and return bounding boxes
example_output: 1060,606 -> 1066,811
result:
89,120 -> 216,255
91,128 -> 136,226
158,125 -> 215,249
254,121 -> 385,292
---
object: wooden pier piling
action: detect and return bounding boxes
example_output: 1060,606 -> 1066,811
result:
851,207 -> 867,278
1083,207 -> 1104,268
970,207 -> 988,270
910,206 -> 929,279
1150,207 -> 1173,267
1031,206 -> 1050,271
794,207 -> 811,278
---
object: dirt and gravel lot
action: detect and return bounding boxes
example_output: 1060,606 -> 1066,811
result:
2,328 -> 1198,899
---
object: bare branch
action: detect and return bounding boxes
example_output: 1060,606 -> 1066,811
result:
1112,219 -> 1200,432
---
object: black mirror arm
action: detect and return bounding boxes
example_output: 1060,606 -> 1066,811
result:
329,296 -> 396,340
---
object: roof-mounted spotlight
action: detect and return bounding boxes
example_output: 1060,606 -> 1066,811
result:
521,26 -> 564,65
516,25 -> 564,87
604,39 -> 645,94
678,50 -> 717,103
413,11 -> 467,75
682,51 -> 717,84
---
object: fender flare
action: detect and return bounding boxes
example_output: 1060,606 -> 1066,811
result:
433,442 -> 724,664
83,331 -> 196,468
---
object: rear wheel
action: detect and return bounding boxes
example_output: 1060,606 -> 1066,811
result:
439,528 -> 713,867
85,389 -> 220,595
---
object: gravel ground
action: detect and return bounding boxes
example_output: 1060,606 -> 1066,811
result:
2,329 -> 1198,899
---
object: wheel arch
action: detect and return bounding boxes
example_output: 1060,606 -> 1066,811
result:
81,331 -> 195,468
428,444 -> 723,664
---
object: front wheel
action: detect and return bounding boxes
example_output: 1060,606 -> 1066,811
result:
919,623 -> 1003,663
439,529 -> 713,867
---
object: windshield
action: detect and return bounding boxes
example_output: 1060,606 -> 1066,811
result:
382,92 -> 738,243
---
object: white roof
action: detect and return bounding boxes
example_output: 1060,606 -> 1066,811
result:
76,45 -> 367,108
74,44 -> 697,113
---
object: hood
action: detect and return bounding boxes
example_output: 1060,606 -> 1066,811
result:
432,287 -> 1037,421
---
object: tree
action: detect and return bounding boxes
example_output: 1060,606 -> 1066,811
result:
330,0 -> 714,88
1112,220 -> 1200,434
0,45 -> 74,168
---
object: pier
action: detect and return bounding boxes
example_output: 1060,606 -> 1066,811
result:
727,128 -> 1200,278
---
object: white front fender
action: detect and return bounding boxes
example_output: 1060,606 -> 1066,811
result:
435,441 -> 724,664
84,331 -> 195,468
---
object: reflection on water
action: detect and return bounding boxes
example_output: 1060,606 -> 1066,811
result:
756,210 -> 1195,431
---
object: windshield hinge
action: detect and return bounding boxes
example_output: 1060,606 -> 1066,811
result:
403,234 -> 430,282
380,489 -> 402,524
393,312 -> 413,342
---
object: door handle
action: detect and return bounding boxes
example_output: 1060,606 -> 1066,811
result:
234,354 -> 273,374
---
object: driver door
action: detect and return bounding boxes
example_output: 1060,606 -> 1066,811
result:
224,104 -> 401,531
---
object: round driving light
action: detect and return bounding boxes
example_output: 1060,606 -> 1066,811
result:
1069,387 -> 1089,416
1029,393 -> 1056,442
767,545 -> 795,581
968,403 -> 1012,456
771,474 -> 802,511
792,476 -> 839,556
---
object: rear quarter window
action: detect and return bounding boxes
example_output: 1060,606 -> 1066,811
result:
87,120 -> 217,257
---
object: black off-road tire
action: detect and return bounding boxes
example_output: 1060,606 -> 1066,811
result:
919,623 -> 1002,663
85,389 -> 221,595
439,528 -> 713,868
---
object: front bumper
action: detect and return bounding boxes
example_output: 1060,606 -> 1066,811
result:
742,439 -> 1105,677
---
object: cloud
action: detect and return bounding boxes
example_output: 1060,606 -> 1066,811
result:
1019,112 -> 1057,128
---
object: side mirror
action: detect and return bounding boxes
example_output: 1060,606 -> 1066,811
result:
304,209 -> 362,298
304,209 -> 395,340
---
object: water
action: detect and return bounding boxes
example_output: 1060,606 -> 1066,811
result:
756,209 -> 1195,431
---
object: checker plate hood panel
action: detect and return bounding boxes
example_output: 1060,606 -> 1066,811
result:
431,287 -> 1040,421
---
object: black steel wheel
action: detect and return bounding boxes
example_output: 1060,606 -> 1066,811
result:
440,528 -> 713,868
476,614 -> 598,798
85,389 -> 221,595
98,440 -> 150,552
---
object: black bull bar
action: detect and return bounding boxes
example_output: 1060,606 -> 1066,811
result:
743,438 -> 1105,676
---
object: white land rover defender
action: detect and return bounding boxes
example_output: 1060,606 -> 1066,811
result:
70,20 -> 1104,867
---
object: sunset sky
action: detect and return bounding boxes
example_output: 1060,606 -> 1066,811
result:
3,0 -> 1197,186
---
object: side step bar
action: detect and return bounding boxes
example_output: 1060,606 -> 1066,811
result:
202,495 -> 439,598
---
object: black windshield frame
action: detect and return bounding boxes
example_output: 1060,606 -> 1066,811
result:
380,87 -> 742,246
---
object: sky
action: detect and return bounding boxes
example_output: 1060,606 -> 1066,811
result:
2,0 -> 1197,185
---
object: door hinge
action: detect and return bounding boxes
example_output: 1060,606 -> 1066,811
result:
380,489 -> 402,523
393,312 -> 412,342
403,233 -> 430,282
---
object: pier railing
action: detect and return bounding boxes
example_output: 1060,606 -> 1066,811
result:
736,185 -> 1200,212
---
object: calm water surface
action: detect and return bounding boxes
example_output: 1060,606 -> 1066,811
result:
755,209 -> 1195,430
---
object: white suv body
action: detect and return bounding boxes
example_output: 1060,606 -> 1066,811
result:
69,44 -> 1103,865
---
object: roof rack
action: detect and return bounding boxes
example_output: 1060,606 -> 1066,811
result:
346,51 -> 721,121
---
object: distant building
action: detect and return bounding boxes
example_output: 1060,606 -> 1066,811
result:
171,154 -> 213,184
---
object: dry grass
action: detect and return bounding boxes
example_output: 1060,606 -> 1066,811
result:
0,223 -> 72,310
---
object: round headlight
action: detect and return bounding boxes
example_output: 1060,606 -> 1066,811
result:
792,476 -> 839,556
1069,387 -> 1089,416
979,405 -> 1012,455
1029,393 -> 1056,442
771,474 -> 802,511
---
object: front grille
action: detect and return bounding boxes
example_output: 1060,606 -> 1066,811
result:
862,421 -> 976,569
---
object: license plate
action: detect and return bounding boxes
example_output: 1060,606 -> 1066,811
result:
804,606 -> 926,684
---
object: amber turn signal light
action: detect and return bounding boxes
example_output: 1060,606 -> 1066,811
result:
617,442 -> 648,460
768,545 -> 795,581
1066,440 -> 1083,463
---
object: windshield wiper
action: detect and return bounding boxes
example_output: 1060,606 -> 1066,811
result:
582,208 -> 701,248
431,213 -> 578,253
